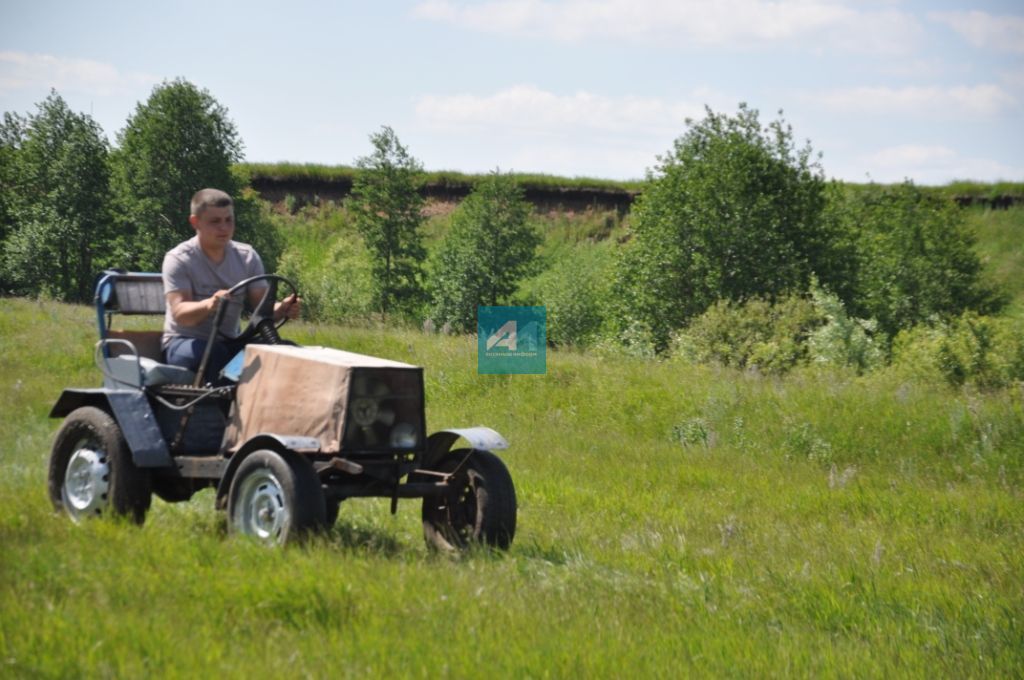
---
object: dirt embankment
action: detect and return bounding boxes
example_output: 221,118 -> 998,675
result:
951,195 -> 1024,209
249,176 -> 638,213
249,175 -> 1023,213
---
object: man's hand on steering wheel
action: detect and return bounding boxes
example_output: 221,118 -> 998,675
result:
274,293 -> 301,322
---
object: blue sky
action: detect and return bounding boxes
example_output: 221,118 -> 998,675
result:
1,0 -> 1022,183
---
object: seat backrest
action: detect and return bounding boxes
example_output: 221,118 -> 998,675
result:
111,277 -> 166,314
107,330 -> 164,362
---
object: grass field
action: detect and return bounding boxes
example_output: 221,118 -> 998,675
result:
1,298 -> 1021,677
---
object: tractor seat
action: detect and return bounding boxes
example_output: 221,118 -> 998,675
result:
102,354 -> 197,389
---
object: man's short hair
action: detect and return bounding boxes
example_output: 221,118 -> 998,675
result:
190,188 -> 234,217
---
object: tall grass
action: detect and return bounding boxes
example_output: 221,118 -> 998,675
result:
2,298 -> 1021,676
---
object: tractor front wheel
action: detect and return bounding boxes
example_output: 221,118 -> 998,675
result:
227,449 -> 325,546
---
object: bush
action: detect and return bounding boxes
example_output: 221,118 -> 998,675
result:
526,245 -> 613,348
806,282 -> 888,373
671,294 -> 822,373
892,313 -> 1024,388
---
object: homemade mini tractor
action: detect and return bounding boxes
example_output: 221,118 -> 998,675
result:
48,271 -> 517,549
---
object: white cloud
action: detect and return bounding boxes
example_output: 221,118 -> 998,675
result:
855,144 -> 1023,184
412,0 -> 921,53
413,85 -> 715,178
476,142 -> 657,180
819,8 -> 923,55
865,144 -> 956,168
930,10 -> 1024,54
1003,67 -> 1024,92
812,84 -> 1016,117
415,84 -> 706,135
0,51 -> 157,96
876,58 -> 966,79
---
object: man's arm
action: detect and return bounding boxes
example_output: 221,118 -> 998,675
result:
166,289 -> 230,327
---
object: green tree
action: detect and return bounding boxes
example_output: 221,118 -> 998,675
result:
0,111 -> 25,251
111,79 -> 247,270
614,104 -> 851,351
349,126 -> 426,317
430,171 -> 539,332
1,92 -> 112,301
833,181 -> 1001,336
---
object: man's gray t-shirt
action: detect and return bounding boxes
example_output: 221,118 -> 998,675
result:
161,236 -> 266,348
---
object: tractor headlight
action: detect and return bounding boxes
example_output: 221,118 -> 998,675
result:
389,422 -> 418,449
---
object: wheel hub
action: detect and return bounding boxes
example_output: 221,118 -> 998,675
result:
62,447 -> 110,522
236,471 -> 289,544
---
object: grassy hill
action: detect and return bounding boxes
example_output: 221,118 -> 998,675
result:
1,298 -> 1021,676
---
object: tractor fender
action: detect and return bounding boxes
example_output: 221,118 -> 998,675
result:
50,388 -> 173,468
215,433 -> 321,506
424,426 -> 509,469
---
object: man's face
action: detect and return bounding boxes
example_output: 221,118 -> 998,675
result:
190,205 -> 235,249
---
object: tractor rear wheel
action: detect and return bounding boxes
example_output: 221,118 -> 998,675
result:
48,406 -> 151,524
422,449 -> 517,551
227,449 -> 325,546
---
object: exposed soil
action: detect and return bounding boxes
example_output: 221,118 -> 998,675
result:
249,175 -> 637,213
249,175 -> 1021,214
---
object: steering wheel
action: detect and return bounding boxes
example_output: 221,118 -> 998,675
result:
213,274 -> 300,346
191,273 -> 299,388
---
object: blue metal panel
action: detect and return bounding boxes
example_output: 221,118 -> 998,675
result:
50,389 -> 173,469
105,391 -> 173,468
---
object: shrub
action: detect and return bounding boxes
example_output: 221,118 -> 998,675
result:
806,282 -> 887,373
528,246 -> 613,348
672,294 -> 822,373
892,313 -> 1024,389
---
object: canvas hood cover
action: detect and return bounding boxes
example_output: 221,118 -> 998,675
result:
223,344 -> 423,453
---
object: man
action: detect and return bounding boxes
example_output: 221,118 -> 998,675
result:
162,188 -> 299,382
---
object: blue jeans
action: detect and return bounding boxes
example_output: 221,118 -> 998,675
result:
164,337 -> 241,385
